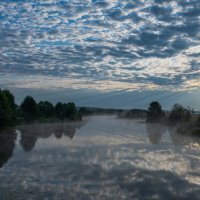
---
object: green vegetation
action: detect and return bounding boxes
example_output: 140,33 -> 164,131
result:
21,96 -> 38,122
0,89 -> 81,131
169,103 -> 192,124
192,116 -> 200,135
55,102 -> 79,120
3,89 -> 17,122
79,107 -> 123,116
38,101 -> 54,118
146,101 -> 165,123
146,101 -> 200,136
0,89 -> 13,129
1,88 -> 200,137
167,103 -> 198,135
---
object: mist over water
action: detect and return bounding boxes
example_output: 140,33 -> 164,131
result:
1,115 -> 200,199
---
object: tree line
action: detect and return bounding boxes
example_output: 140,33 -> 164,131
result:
147,101 -> 200,135
1,88 -> 199,134
0,89 -> 81,130
146,101 -> 194,124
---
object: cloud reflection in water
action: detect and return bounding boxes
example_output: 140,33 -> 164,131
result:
0,116 -> 200,199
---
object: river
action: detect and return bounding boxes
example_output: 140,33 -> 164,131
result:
0,115 -> 200,199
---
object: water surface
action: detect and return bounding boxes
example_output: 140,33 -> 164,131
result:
1,115 -> 200,199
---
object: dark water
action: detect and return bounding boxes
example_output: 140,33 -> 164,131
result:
1,115 -> 200,199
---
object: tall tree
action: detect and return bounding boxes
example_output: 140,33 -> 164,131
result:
55,102 -> 64,119
146,101 -> 165,123
55,102 -> 77,120
3,89 -> 16,122
21,96 -> 38,121
38,101 -> 54,118
0,89 -> 12,128
64,102 -> 77,119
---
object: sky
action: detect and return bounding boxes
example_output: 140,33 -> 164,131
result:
0,0 -> 199,110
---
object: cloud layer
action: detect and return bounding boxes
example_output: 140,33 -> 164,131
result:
0,0 -> 199,98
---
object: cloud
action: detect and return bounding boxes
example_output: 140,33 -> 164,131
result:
0,0 -> 199,96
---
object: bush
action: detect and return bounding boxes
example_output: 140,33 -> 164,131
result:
196,116 -> 200,127
169,104 -> 192,124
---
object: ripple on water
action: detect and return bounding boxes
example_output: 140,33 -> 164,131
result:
0,116 -> 200,199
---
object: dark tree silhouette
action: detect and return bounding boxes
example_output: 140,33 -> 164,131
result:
197,116 -> 200,126
146,101 -> 165,123
21,96 -> 38,121
55,102 -> 64,119
3,89 -> 17,122
38,101 -> 54,118
0,89 -> 80,130
64,102 -> 77,119
79,107 -> 87,115
55,102 -> 78,120
169,104 -> 192,124
0,89 -> 12,128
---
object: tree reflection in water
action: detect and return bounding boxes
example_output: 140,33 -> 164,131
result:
169,128 -> 200,148
0,129 -> 16,168
1,117 -> 200,199
146,123 -> 167,144
146,122 -> 200,148
18,121 -> 83,152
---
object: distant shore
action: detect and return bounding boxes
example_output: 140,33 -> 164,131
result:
1,88 -> 200,136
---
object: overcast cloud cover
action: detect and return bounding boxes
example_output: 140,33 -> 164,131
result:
0,0 -> 199,109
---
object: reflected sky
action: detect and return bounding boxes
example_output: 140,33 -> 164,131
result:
1,116 -> 200,199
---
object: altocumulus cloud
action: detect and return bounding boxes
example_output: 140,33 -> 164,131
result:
0,0 -> 199,108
